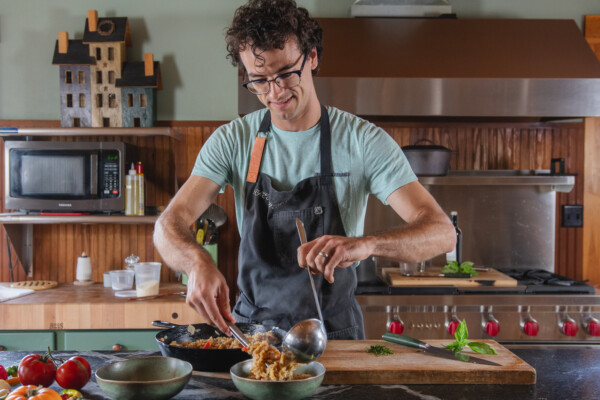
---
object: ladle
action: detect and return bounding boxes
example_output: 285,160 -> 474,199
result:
280,219 -> 328,363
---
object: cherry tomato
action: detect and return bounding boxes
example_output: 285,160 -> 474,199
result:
60,389 -> 83,400
0,365 -> 7,380
55,356 -> 91,390
17,354 -> 57,387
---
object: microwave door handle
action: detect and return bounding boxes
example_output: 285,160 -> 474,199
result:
90,154 -> 98,195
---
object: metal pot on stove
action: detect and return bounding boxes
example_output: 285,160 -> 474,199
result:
401,139 -> 453,176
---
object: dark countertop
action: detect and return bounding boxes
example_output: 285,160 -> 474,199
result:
0,348 -> 598,400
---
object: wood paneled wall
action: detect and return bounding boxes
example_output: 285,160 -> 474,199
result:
583,118 -> 600,287
0,119 -> 586,293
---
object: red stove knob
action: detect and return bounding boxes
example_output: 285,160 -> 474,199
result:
485,320 -> 500,337
562,320 -> 578,337
447,320 -> 460,336
523,320 -> 539,337
388,320 -> 404,335
586,321 -> 600,337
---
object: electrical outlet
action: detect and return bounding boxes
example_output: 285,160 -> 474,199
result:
562,205 -> 583,227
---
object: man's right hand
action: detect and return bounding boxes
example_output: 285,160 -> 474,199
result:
185,262 -> 236,335
153,175 -> 236,334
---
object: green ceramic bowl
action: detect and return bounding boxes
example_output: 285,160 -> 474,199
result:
95,356 -> 192,400
230,359 -> 325,400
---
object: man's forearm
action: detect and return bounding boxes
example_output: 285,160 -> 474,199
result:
366,215 -> 456,263
153,211 -> 212,275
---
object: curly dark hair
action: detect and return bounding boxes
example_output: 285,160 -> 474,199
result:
225,0 -> 323,75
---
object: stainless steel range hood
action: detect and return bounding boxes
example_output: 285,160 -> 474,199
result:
239,18 -> 600,118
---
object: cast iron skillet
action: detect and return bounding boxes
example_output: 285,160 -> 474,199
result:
152,320 -> 285,372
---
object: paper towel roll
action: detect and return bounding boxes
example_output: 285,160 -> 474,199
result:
76,252 -> 92,281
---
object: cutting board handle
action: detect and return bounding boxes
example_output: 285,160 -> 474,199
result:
382,332 -> 426,349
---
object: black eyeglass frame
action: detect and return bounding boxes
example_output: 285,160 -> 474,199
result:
242,53 -> 308,95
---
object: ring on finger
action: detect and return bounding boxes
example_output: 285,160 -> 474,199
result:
318,251 -> 329,259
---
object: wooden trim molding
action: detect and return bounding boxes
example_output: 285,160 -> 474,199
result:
583,117 -> 600,286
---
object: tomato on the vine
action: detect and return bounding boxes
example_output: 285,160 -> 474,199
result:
55,357 -> 90,390
17,354 -> 56,387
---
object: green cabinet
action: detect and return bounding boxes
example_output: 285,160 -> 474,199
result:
0,330 -> 161,351
57,330 -> 161,351
0,331 -> 56,351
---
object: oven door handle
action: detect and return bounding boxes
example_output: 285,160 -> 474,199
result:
90,153 -> 98,196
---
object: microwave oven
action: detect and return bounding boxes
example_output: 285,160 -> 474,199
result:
4,141 -> 125,213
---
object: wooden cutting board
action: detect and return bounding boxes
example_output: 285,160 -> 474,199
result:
320,340 -> 535,385
10,280 -> 58,290
383,268 -> 518,287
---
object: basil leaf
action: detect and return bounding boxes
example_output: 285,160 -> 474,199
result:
467,341 -> 498,355
460,261 -> 474,270
442,261 -> 459,274
459,261 -> 478,276
445,320 -> 498,357
444,342 -> 464,353
454,319 -> 468,343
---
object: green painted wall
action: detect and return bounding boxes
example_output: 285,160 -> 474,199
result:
1,0 -> 599,121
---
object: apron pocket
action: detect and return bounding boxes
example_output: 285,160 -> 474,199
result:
233,292 -> 259,323
272,207 -> 325,265
325,309 -> 360,340
327,325 -> 360,340
323,297 -> 365,340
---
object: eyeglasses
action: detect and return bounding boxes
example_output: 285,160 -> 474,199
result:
242,54 -> 307,95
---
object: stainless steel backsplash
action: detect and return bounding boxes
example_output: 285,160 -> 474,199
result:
360,170 -> 575,273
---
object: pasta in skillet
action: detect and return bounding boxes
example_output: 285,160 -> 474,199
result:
165,331 -> 275,349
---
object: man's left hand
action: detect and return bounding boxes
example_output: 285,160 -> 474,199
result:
296,235 -> 373,283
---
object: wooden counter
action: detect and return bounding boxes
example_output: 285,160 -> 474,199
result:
0,282 -> 202,330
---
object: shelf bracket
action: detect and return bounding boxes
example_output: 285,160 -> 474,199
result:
3,224 -> 33,277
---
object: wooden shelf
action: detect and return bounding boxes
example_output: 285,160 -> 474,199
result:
0,127 -> 180,140
0,213 -> 158,278
418,170 -> 575,193
0,213 -> 157,224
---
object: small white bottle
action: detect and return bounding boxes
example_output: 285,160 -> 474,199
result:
125,163 -> 138,216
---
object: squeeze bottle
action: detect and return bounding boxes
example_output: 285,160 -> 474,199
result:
125,163 -> 137,215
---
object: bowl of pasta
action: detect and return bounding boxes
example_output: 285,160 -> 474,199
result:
230,341 -> 326,400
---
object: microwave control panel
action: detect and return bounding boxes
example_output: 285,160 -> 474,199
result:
101,152 -> 120,197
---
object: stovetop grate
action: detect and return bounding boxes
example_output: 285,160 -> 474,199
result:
497,269 -> 595,294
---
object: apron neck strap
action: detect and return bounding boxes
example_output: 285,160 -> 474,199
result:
246,110 -> 271,183
319,104 -> 332,185
258,109 -> 271,135
246,106 -> 332,183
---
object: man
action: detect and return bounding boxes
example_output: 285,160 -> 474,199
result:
154,0 -> 455,340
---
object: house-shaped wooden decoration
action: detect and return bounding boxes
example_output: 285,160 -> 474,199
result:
52,10 -> 162,128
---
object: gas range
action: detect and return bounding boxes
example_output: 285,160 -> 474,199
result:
356,269 -> 600,345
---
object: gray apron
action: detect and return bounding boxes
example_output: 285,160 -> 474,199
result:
232,105 -> 365,339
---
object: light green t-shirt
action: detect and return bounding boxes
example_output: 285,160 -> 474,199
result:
192,106 -> 416,237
